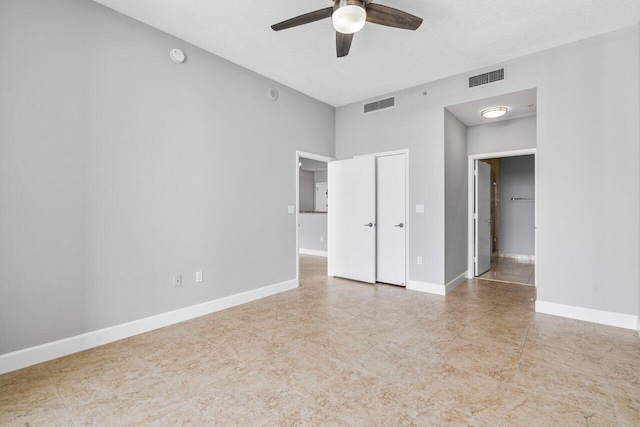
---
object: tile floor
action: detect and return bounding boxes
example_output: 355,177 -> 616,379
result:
1,255 -> 639,426
477,256 -> 535,286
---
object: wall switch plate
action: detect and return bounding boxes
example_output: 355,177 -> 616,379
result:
416,205 -> 424,213
288,205 -> 295,214
173,275 -> 182,287
195,271 -> 203,283
320,236 -> 324,242
417,256 -> 423,265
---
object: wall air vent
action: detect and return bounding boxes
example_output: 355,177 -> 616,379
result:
468,68 -> 505,88
363,96 -> 396,114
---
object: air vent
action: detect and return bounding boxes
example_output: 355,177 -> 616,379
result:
468,68 -> 505,88
363,96 -> 396,114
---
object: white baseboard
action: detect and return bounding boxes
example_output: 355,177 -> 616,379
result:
498,253 -> 535,262
299,248 -> 328,257
407,280 -> 446,295
408,271 -> 468,296
536,300 -> 639,330
445,271 -> 468,293
0,279 -> 298,375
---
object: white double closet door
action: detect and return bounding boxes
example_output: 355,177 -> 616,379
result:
328,154 -> 406,286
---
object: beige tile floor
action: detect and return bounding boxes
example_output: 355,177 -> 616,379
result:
477,256 -> 535,286
2,255 -> 639,426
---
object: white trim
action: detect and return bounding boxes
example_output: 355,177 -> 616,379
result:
296,151 -> 334,282
354,149 -> 409,159
407,280 -> 446,295
498,253 -> 535,262
0,278 -> 298,375
445,271 -> 468,293
467,148 -> 537,284
535,300 -> 639,330
299,249 -> 327,257
407,272 -> 466,296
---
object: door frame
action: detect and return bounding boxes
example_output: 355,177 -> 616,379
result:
467,148 -> 537,283
296,150 -> 334,283
354,149 -> 410,286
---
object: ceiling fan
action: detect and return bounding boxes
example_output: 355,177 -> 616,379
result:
271,0 -> 423,58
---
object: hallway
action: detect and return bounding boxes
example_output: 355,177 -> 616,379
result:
477,256 -> 535,285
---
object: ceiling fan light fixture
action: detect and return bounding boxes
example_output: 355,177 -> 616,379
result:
332,1 -> 366,34
481,107 -> 508,119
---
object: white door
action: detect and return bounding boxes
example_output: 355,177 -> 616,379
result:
475,160 -> 492,276
328,157 -> 376,283
315,182 -> 328,212
376,155 -> 406,286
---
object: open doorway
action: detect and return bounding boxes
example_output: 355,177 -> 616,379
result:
295,151 -> 333,282
444,88 -> 538,289
474,155 -> 535,285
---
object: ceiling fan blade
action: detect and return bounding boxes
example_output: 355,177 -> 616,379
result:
365,3 -> 423,30
336,32 -> 354,57
271,7 -> 333,31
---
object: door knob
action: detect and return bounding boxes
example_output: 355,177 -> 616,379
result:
394,223 -> 404,228
364,223 -> 374,227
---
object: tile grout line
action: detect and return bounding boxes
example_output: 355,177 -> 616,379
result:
121,340 -> 214,424
596,342 -> 624,426
53,383 -> 77,427
496,311 -> 535,427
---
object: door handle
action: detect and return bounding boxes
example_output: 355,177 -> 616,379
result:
364,223 -> 374,227
394,223 -> 404,228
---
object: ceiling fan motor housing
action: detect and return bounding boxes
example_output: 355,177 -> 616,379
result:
333,0 -> 367,34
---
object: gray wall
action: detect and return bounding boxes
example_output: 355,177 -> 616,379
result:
299,170 -> 314,211
499,156 -> 535,256
468,116 -> 537,155
298,213 -> 328,252
0,0 -> 334,355
444,110 -> 469,282
336,94 -> 445,285
336,25 -> 639,317
314,170 -> 328,185
299,170 -> 327,212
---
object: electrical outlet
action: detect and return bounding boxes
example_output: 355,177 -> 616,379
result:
173,275 -> 182,287
288,205 -> 295,214
195,271 -> 203,283
416,205 -> 424,213
417,256 -> 423,265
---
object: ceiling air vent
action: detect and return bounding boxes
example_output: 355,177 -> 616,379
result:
468,68 -> 505,88
363,96 -> 396,114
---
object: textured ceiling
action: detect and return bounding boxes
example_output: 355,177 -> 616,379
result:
91,0 -> 640,107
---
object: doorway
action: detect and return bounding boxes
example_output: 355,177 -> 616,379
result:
469,151 -> 536,286
328,151 -> 409,286
295,151 -> 334,283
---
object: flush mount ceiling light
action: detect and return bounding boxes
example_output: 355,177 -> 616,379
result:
332,0 -> 367,34
481,107 -> 508,119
